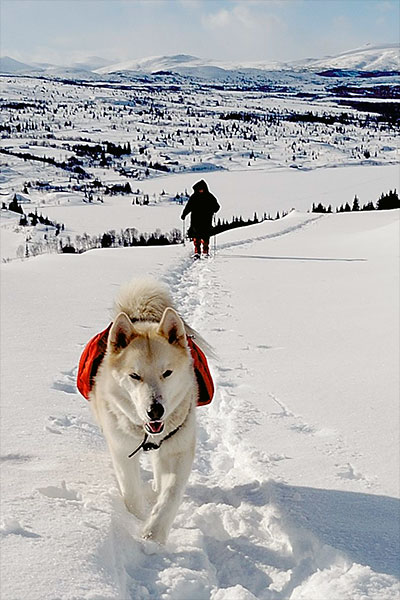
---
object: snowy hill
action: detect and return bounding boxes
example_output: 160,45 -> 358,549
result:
1,198 -> 399,598
96,45 -> 398,76
299,43 -> 399,72
0,55 -> 40,74
71,56 -> 116,71
2,44 -> 397,78
94,53 -> 285,75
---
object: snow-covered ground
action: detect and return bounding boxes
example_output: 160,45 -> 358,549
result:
1,164 -> 399,262
1,201 -> 399,599
1,56 -> 399,598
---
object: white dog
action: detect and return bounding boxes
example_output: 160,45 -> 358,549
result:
90,278 -> 211,544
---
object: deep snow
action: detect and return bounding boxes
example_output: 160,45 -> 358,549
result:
1,202 -> 399,599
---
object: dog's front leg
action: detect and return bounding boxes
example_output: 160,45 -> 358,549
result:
112,452 -> 147,519
104,432 -> 147,520
92,402 -> 147,519
142,441 -> 195,544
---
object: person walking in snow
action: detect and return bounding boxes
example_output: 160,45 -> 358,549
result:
181,179 -> 220,258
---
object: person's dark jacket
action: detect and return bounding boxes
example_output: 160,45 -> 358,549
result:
181,180 -> 220,239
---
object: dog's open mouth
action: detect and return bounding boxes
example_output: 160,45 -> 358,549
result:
145,420 -> 165,435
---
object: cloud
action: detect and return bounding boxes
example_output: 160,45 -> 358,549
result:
205,8 -> 231,28
203,3 -> 280,31
199,2 -> 287,60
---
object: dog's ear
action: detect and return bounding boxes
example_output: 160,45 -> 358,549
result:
158,308 -> 186,347
109,312 -> 135,353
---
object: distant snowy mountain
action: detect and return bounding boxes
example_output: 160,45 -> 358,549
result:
0,56 -> 40,74
96,45 -> 398,76
38,65 -> 102,80
1,44 -> 398,79
298,43 -> 399,72
95,53 -> 284,75
71,56 -> 116,71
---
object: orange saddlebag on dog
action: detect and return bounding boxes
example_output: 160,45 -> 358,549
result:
77,324 -> 112,400
77,325 -> 214,406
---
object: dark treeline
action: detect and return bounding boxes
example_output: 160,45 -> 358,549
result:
219,107 -> 393,128
61,211 -> 279,255
73,141 -> 132,159
61,227 -> 183,254
336,100 -> 400,126
212,209 -> 287,235
312,189 -> 399,213
286,111 -> 354,126
213,212 -> 263,234
6,195 -> 65,232
0,147 -> 90,178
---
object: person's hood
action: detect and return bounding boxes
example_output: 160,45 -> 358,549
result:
192,180 -> 209,193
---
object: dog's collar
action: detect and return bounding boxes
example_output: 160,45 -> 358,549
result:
128,423 -> 183,458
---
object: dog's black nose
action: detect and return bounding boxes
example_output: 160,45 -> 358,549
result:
147,402 -> 165,421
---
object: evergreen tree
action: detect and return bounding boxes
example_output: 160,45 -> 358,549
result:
376,189 -> 399,210
362,201 -> 375,211
9,196 -> 24,214
101,233 -> 113,248
352,195 -> 360,211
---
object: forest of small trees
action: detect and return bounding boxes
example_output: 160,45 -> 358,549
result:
6,195 -> 65,232
311,189 -> 399,213
60,227 -> 183,254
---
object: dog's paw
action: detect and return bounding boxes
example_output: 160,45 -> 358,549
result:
141,523 -> 167,545
141,535 -> 163,555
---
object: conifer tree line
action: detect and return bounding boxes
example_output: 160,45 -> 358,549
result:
311,189 -> 399,213
60,227 -> 183,254
212,210 -> 284,234
62,212 -> 271,254
6,195 -> 65,232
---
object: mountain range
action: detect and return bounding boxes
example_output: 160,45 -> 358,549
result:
0,44 -> 398,78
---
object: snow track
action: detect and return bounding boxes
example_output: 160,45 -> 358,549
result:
2,210 -> 399,599
90,246 -> 398,599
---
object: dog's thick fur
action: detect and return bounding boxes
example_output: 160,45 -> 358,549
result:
91,278 -> 204,544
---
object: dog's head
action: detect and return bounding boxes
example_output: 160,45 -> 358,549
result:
107,308 -> 193,435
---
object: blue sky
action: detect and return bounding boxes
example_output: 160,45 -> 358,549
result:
1,0 -> 399,65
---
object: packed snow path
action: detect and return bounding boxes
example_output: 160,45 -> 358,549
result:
1,211 -> 399,599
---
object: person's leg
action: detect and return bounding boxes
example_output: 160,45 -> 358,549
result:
193,238 -> 201,255
202,237 -> 210,255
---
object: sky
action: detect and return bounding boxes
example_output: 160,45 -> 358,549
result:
1,0 -> 399,66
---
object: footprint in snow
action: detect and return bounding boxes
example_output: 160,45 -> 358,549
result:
37,480 -> 82,502
45,414 -> 99,437
290,422 -> 317,435
336,462 -> 368,483
52,368 -> 77,394
0,453 -> 33,464
0,518 -> 41,539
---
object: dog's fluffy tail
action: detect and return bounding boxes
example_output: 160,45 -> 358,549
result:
113,277 -> 215,358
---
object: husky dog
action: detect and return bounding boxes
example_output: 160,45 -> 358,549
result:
91,278 -> 206,544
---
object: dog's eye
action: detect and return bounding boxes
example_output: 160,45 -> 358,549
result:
130,373 -> 141,381
162,370 -> 173,379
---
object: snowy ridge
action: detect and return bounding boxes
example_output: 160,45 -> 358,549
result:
1,44 -> 397,76
94,45 -> 399,75
302,43 -> 399,72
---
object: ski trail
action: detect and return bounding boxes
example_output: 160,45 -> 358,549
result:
51,217 -> 398,599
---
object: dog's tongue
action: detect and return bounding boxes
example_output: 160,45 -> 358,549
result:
145,420 -> 164,435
